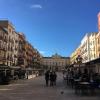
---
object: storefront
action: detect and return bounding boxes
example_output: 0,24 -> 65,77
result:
0,65 -> 11,84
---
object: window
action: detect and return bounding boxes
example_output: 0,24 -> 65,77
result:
9,28 -> 11,33
98,47 -> 100,51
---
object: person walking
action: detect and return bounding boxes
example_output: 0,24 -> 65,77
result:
50,71 -> 57,86
50,71 -> 54,86
53,71 -> 57,86
45,70 -> 50,86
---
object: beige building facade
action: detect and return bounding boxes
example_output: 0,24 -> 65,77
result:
0,20 -> 42,70
89,33 -> 97,61
0,26 -> 8,65
70,46 -> 81,64
0,20 -> 18,66
80,34 -> 89,63
42,53 -> 70,71
70,32 -> 99,64
96,32 -> 100,58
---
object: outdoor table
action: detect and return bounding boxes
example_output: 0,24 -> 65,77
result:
80,82 -> 90,85
74,79 -> 80,82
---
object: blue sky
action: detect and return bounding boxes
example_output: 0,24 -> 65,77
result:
0,0 -> 100,57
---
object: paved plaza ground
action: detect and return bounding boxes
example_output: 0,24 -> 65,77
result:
0,73 -> 100,100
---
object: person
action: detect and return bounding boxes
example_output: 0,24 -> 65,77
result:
45,70 -> 50,86
53,71 -> 57,86
49,71 -> 57,86
49,71 -> 53,86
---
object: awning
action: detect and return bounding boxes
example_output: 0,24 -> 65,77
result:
26,67 -> 33,71
0,65 -> 10,70
9,66 -> 21,69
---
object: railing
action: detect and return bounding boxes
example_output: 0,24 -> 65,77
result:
0,57 -> 7,61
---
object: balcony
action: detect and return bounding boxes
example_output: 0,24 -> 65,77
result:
15,47 -> 18,50
22,47 -> 25,51
18,54 -> 25,58
0,57 -> 7,61
14,55 -> 18,58
18,58 -> 24,65
0,46 -> 7,51
4,38 -> 8,42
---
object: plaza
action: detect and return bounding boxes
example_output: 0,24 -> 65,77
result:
0,73 -> 99,100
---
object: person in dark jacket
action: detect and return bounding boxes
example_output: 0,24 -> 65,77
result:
50,71 -> 57,86
50,71 -> 54,86
45,70 -> 50,86
53,71 -> 57,86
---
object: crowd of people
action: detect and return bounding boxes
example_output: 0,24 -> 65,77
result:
45,70 -> 57,86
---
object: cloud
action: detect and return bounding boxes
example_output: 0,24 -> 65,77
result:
39,51 -> 45,55
30,4 -> 42,9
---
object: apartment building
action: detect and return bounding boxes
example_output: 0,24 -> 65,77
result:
70,32 -> 98,64
80,34 -> 90,63
25,41 -> 35,68
89,33 -> 97,61
0,26 -> 8,65
0,20 -> 19,66
17,33 -> 26,68
32,49 -> 43,69
96,32 -> 100,58
0,20 -> 44,70
70,46 -> 81,64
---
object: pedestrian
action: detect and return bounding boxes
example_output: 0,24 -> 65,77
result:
45,70 -> 50,86
50,71 -> 54,86
53,71 -> 57,86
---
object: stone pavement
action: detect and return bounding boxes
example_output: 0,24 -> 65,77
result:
0,73 -> 100,100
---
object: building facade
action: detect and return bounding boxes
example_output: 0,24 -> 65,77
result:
80,34 -> 90,63
32,49 -> 43,69
17,33 -> 26,68
0,20 -> 18,66
70,12 -> 100,64
42,53 -> 70,71
96,32 -> 100,58
89,33 -> 97,61
0,26 -> 8,65
0,20 -> 42,70
70,46 -> 81,64
70,32 -> 98,64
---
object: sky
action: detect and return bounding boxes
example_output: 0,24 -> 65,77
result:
0,0 -> 100,57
